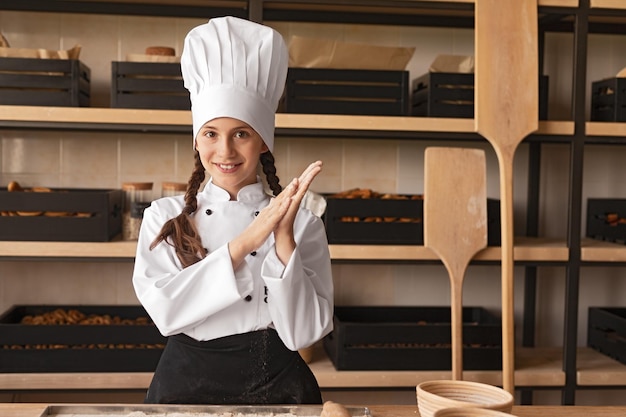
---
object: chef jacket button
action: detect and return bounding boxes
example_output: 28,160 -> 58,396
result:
254,211 -> 259,216
205,209 -> 212,215
244,295 -> 252,302
250,251 -> 257,256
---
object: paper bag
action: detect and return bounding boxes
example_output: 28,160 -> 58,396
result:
0,44 -> 81,59
429,54 -> 475,73
288,36 -> 414,70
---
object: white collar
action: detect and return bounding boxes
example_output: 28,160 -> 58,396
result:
200,177 -> 270,203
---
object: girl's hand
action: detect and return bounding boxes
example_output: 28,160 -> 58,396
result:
274,161 -> 323,263
228,161 -> 322,269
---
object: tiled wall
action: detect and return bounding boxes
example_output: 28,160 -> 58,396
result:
1,10 -> 626,405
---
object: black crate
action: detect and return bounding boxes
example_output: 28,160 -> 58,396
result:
0,188 -> 122,242
411,72 -> 549,120
324,306 -> 502,371
587,307 -> 626,365
0,57 -> 90,107
586,198 -> 626,244
0,305 -> 166,373
590,78 -> 626,122
323,196 -> 500,246
111,61 -> 189,110
282,68 -> 410,116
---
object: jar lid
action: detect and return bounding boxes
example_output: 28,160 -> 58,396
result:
122,182 -> 153,190
161,182 -> 187,191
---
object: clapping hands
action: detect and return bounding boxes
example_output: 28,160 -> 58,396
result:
229,160 -> 323,268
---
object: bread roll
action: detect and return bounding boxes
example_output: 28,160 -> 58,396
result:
145,46 -> 176,56
321,401 -> 351,417
7,181 -> 23,192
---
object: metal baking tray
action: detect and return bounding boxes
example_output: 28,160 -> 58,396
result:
40,404 -> 372,417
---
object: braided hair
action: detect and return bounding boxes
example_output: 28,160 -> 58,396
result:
150,150 -> 281,268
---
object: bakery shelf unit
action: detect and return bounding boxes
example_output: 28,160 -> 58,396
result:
1,0 -> 626,405
557,0 -> 626,406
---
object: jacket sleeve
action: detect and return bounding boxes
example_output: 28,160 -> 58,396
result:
132,202 -> 253,336
261,210 -> 334,351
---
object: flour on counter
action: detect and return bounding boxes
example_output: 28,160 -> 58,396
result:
53,412 -> 316,417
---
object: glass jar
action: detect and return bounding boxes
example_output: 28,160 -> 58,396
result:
122,182 -> 153,240
161,181 -> 187,198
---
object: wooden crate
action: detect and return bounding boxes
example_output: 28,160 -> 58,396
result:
590,78 -> 626,122
588,307 -> 626,365
0,305 -> 165,373
411,72 -> 549,119
586,198 -> 626,244
324,306 -> 502,371
324,196 -> 501,246
0,57 -> 90,107
0,188 -> 123,242
111,61 -> 189,110
282,68 -> 410,116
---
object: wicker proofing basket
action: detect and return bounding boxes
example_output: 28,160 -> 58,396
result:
416,380 -> 514,417
434,407 -> 518,417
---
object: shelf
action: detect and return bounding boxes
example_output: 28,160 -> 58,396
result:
329,238 -> 569,263
0,240 -> 137,260
0,237 -> 569,262
581,238 -> 626,263
0,0 -> 578,24
1,347 -> 624,392
0,0 -> 249,19
577,347 -> 626,386
0,106 -> 192,134
0,346 -> 565,391
0,106 -> 575,139
586,122 -> 626,140
543,0 -> 579,6
311,346 -> 566,389
591,0 -> 626,10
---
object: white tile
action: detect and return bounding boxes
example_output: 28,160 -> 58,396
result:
285,138 -> 342,194
0,11 -> 61,50
119,135 -> 177,187
332,264 -> 395,306
2,262 -> 120,305
119,16 -> 180,60
2,134 -> 60,175
342,139 -> 398,193
61,132 -> 118,186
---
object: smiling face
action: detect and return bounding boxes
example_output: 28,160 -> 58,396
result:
195,117 -> 269,199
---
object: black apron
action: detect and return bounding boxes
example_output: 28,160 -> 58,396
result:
145,328 -> 322,405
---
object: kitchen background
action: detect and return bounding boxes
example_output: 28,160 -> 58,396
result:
1,7 -> 626,405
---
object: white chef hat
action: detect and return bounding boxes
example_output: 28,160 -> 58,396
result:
181,16 -> 288,152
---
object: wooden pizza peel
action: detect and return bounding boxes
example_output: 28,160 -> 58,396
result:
424,147 -> 488,381
475,0 -> 539,394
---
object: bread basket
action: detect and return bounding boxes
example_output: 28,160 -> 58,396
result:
434,407 -> 517,417
416,380 -> 514,417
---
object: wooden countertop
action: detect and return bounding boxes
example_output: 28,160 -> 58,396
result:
2,404 -> 626,417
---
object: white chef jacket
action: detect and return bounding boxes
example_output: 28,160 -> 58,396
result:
132,178 -> 333,351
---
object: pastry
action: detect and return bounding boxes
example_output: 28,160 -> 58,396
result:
321,401 -> 351,417
7,181 -> 23,192
145,46 -> 176,56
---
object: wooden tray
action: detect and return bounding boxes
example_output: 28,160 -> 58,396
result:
41,404 -> 371,417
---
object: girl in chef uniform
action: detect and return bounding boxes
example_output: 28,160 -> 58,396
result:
132,16 -> 333,405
